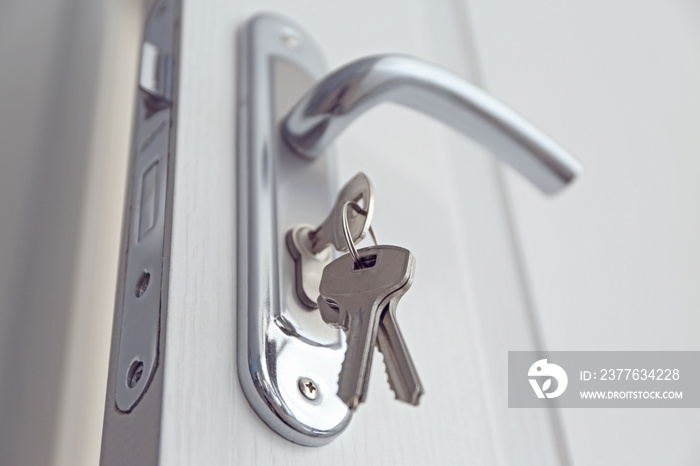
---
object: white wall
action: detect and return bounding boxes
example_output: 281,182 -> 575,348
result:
468,1 -> 700,464
0,1 -> 141,465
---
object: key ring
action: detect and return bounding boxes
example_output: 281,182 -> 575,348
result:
341,201 -> 378,269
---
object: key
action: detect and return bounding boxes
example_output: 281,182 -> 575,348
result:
377,297 -> 425,406
318,245 -> 414,410
286,172 -> 374,309
308,172 -> 374,254
319,284 -> 424,406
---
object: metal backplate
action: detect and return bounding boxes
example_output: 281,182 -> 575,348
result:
114,0 -> 177,413
237,14 -> 352,445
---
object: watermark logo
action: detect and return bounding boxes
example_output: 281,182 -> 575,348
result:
510,352 -> 696,408
528,359 -> 568,399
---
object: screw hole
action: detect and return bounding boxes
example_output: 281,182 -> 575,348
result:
135,271 -> 150,298
127,360 -> 144,388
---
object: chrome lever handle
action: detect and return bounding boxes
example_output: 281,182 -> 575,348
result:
282,54 -> 581,194
237,13 -> 583,448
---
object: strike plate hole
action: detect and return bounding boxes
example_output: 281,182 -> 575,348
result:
127,360 -> 144,388
135,271 -> 150,298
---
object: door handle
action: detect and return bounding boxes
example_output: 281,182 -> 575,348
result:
283,54 -> 580,194
237,13 -> 581,447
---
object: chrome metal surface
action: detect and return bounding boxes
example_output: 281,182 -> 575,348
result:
318,245 -> 416,410
283,55 -> 581,194
286,172 -> 374,309
298,377 -> 320,401
308,172 -> 374,254
102,1 -> 181,464
237,14 -> 351,446
114,0 -> 177,414
286,224 -> 332,309
341,201 -> 370,269
139,40 -> 171,99
239,12 -> 583,445
377,286 -> 424,406
338,203 -> 421,405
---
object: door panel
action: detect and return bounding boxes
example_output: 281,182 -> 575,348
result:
469,1 -> 700,464
160,0 -> 565,464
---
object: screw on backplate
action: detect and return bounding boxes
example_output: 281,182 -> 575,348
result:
281,28 -> 301,50
298,377 -> 319,400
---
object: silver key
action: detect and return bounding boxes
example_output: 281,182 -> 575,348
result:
308,172 -> 374,254
377,296 -> 425,406
318,245 -> 414,410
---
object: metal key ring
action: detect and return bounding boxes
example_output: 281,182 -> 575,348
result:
341,201 -> 378,269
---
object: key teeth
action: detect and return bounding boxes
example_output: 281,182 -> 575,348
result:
382,352 -> 397,392
380,351 -> 425,406
380,351 -> 404,403
335,325 -> 366,410
338,347 -> 362,410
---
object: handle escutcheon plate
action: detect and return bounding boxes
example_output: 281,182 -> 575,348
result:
236,13 -> 352,446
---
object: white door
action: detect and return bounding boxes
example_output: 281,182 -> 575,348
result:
155,1 -> 569,464
5,1 -> 697,465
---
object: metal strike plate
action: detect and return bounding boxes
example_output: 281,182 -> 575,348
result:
114,0 -> 178,412
237,14 -> 352,445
